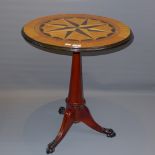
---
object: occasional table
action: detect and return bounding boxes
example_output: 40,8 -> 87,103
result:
22,14 -> 133,154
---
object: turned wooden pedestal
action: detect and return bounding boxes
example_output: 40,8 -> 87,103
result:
46,52 -> 116,153
22,14 -> 133,153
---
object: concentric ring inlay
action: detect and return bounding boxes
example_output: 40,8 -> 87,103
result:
22,14 -> 131,51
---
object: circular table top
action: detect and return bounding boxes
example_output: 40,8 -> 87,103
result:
22,14 -> 132,52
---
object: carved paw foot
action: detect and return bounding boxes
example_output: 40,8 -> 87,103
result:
46,140 -> 56,154
58,107 -> 65,115
104,128 -> 116,138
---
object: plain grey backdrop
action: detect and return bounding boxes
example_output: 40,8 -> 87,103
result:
0,0 -> 155,155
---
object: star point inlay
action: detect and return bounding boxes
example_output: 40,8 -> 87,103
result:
40,17 -> 116,41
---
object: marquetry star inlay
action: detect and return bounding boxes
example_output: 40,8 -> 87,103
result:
40,17 -> 115,41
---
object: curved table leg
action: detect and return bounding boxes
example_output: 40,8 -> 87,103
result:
81,106 -> 116,138
46,52 -> 115,154
46,109 -> 74,154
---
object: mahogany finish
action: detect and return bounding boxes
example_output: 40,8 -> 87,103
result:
46,52 -> 115,154
21,14 -> 133,154
66,52 -> 85,105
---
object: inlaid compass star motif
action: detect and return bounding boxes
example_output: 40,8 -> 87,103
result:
40,17 -> 116,41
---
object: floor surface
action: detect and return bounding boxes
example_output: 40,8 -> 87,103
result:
0,90 -> 155,155
0,0 -> 155,154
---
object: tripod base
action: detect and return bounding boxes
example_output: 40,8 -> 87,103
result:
46,52 -> 115,154
46,104 -> 116,154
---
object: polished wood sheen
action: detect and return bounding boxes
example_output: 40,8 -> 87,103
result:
46,52 -> 116,154
22,14 -> 132,52
21,14 -> 133,154
66,52 -> 85,105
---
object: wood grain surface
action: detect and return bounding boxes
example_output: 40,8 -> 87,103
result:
22,14 -> 132,52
